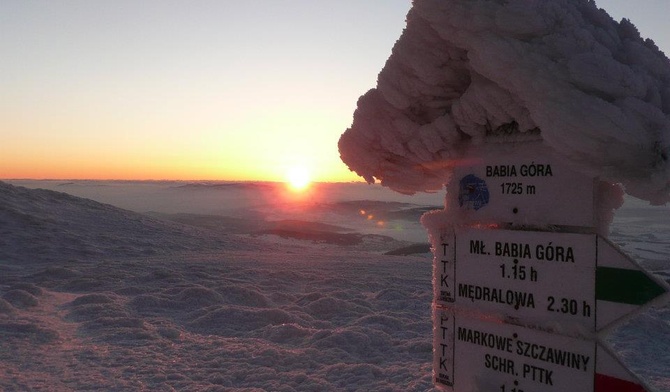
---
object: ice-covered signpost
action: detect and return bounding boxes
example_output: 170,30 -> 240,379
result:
426,143 -> 668,391
339,0 -> 670,391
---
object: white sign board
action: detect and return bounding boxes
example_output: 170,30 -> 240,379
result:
446,148 -> 595,227
433,309 -> 647,392
435,228 -> 668,332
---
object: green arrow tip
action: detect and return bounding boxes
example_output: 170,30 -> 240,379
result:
596,267 -> 666,305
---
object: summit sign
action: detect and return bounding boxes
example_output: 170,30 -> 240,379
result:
448,150 -> 595,227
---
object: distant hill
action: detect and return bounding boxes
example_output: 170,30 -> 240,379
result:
0,181 -> 239,264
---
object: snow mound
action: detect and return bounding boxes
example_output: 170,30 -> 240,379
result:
188,306 -> 298,336
2,290 -> 39,309
0,322 -> 60,344
0,299 -> 14,314
339,0 -> 670,203
0,181 -> 244,264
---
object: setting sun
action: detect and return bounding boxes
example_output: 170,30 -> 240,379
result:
286,167 -> 311,191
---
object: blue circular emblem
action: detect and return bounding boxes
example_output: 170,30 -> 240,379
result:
458,174 -> 489,211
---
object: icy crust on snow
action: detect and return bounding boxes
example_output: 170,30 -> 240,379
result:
0,181 -> 435,391
339,0 -> 670,203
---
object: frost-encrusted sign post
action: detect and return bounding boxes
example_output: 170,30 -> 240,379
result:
338,1 -> 670,391
430,144 -> 668,391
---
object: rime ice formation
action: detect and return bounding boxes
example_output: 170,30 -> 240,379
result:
339,0 -> 670,204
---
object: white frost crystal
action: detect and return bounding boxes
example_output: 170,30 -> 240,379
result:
339,0 -> 670,204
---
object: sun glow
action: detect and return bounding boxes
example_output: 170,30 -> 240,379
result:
286,166 -> 311,192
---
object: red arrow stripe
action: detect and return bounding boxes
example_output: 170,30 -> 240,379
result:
595,373 -> 646,392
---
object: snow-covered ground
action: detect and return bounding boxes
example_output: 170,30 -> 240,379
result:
1,180 -> 669,391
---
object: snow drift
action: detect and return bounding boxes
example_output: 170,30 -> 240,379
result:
0,181 -> 237,264
339,0 -> 670,204
0,181 -> 435,391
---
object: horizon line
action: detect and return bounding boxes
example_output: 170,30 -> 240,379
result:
1,178 -> 370,184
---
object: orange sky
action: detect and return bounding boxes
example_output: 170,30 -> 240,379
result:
2,1 -> 667,182
0,1 -> 411,182
1,104 -> 364,182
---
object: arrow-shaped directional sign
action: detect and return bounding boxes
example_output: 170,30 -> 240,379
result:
433,309 -> 650,392
595,236 -> 668,329
435,228 -> 668,332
